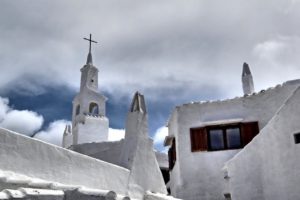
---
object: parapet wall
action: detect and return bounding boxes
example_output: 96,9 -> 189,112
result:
70,140 -> 124,166
0,128 -> 129,195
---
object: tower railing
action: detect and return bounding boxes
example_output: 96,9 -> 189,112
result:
83,112 -> 105,118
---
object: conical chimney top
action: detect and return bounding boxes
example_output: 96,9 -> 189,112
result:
242,62 -> 252,76
130,91 -> 147,113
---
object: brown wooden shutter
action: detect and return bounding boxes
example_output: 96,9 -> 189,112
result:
190,128 -> 208,152
168,139 -> 176,170
241,122 -> 259,146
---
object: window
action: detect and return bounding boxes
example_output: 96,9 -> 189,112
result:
226,128 -> 241,148
209,129 -> 225,150
208,126 -> 241,151
294,133 -> 300,144
75,105 -> 80,115
168,139 -> 176,170
190,122 -> 259,152
89,102 -> 99,115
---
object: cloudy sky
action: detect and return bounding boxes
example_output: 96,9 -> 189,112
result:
0,0 -> 300,151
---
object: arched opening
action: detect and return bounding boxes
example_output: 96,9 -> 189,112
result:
76,105 -> 80,115
89,102 -> 99,115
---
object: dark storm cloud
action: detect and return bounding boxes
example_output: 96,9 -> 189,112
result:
1,0 -> 300,101
106,82 -> 224,135
0,75 -> 223,138
0,82 -> 74,129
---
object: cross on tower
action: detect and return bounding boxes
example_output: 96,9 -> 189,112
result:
84,34 -> 97,53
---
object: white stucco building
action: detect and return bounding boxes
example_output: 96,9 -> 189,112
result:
165,63 -> 300,200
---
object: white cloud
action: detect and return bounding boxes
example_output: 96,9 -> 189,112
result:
253,39 -> 287,61
253,36 -> 300,65
108,128 -> 125,141
34,120 -> 71,146
153,126 -> 168,146
251,36 -> 300,90
0,97 -> 44,136
153,126 -> 169,152
0,97 -> 9,121
0,110 -> 43,136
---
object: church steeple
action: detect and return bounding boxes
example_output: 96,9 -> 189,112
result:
84,34 -> 97,65
86,52 -> 93,65
69,34 -> 109,146
80,34 -> 99,92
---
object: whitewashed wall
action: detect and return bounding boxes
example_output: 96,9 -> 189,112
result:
167,80 -> 300,200
225,86 -> 300,200
0,128 -> 130,195
70,140 -> 123,165
73,115 -> 109,144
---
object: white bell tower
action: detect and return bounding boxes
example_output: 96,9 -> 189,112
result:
71,34 -> 109,145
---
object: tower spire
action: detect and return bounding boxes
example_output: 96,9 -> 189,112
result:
83,34 -> 97,65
